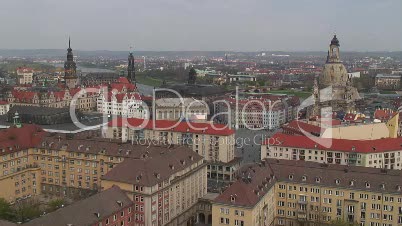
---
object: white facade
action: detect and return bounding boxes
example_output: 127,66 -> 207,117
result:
97,92 -> 147,118
0,102 -> 10,115
228,74 -> 256,83
17,69 -> 34,85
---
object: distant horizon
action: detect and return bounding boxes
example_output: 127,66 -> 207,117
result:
1,48 -> 402,53
1,0 -> 401,52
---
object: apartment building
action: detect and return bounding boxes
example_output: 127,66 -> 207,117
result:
282,118 -> 397,140
7,87 -> 97,112
214,94 -> 299,129
0,124 -> 207,226
155,98 -> 209,121
104,118 -> 240,182
261,132 -> 402,170
213,159 -> 402,226
101,147 -> 207,226
23,186 -> 133,226
0,124 -> 46,202
96,77 -> 147,118
16,67 -> 34,85
0,100 -> 10,115
97,91 -> 146,118
375,74 -> 401,90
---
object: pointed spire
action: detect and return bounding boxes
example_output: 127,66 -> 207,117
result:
69,37 -> 71,49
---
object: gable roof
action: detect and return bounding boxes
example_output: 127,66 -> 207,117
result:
23,186 -> 132,226
101,147 -> 203,186
0,125 -> 46,156
108,118 -> 235,136
265,132 -> 402,153
214,159 -> 402,207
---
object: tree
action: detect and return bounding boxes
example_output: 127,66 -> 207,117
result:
13,199 -> 42,223
188,68 -> 197,84
0,198 -> 13,221
329,219 -> 359,226
47,199 -> 65,212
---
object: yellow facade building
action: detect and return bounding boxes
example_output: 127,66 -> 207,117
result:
213,159 -> 402,226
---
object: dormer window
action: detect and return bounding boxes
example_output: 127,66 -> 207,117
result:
335,179 -> 340,185
302,176 -> 307,181
397,185 -> 401,191
230,194 -> 237,203
380,184 -> 385,190
315,177 -> 321,183
350,180 -> 355,186
288,174 -> 294,180
365,182 -> 370,188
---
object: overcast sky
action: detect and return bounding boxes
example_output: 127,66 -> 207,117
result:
0,0 -> 401,51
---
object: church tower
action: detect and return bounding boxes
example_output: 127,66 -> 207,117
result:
327,35 -> 340,63
64,38 -> 78,89
127,51 -> 135,83
320,35 -> 348,87
311,76 -> 320,117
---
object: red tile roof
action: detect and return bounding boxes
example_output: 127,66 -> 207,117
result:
108,118 -> 235,136
116,77 -> 130,84
264,132 -> 402,153
0,125 -> 47,156
282,120 -> 322,136
374,109 -> 395,121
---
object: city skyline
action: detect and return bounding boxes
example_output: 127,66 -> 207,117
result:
0,0 -> 401,52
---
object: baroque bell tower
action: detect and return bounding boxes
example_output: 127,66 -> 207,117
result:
327,35 -> 340,63
64,37 -> 78,89
127,49 -> 135,83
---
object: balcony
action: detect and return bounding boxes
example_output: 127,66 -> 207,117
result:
297,213 -> 307,220
298,200 -> 307,204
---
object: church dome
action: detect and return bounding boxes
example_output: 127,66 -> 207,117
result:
320,63 -> 348,87
331,35 -> 340,46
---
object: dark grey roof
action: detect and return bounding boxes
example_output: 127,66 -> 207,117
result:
8,106 -> 69,116
102,146 -> 204,186
215,159 -> 402,207
269,159 -> 402,194
23,186 -> 132,226
0,220 -> 17,226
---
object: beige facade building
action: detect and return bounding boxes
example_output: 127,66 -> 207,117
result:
213,159 -> 402,226
16,67 -> 34,85
0,124 -> 208,226
375,74 -> 401,90
7,88 -> 97,112
101,147 -> 207,226
155,98 -> 209,121
283,119 -> 397,140
104,118 -> 240,182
